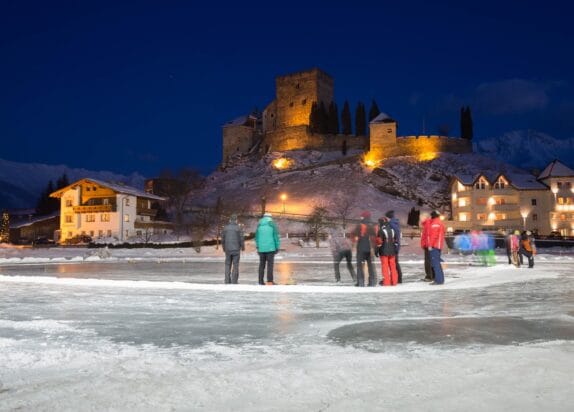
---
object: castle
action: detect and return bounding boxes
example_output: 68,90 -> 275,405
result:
222,68 -> 472,164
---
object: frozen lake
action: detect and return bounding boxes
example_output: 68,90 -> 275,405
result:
1,246 -> 573,411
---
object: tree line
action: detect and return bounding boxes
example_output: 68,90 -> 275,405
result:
36,174 -> 70,216
309,99 -> 381,136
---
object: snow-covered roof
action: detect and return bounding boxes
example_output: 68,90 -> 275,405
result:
50,178 -> 164,201
452,171 -> 547,190
370,112 -> 395,124
537,159 -> 574,180
9,212 -> 59,229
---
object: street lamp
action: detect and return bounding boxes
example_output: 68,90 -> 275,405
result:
280,193 -> 287,214
520,209 -> 529,230
551,186 -> 559,203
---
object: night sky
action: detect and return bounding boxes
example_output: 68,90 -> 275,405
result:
1,0 -> 573,177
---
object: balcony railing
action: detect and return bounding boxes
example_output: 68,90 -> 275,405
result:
73,204 -> 113,214
490,203 -> 519,211
136,208 -> 158,217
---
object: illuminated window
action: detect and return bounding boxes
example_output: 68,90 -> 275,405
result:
458,198 -> 467,207
477,213 -> 487,220
476,198 -> 488,205
103,198 -> 109,205
459,213 -> 468,221
86,214 -> 95,222
495,213 -> 507,220
560,214 -> 566,221
475,177 -> 488,190
124,214 -> 129,222
558,197 -> 565,205
494,177 -> 507,189
495,198 -> 506,205
101,214 -> 110,222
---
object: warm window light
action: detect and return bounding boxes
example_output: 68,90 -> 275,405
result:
488,212 -> 496,221
458,198 -> 466,207
452,193 -> 457,201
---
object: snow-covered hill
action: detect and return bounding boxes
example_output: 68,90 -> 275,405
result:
192,150 -> 533,225
0,158 -> 146,209
476,130 -> 574,170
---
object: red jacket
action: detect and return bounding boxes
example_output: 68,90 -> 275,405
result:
420,219 -> 431,249
427,217 -> 445,249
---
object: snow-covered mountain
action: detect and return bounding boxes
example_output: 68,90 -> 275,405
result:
0,158 -> 146,210
475,130 -> 574,171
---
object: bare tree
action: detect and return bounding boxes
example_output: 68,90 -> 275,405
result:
189,209 -> 213,253
306,206 -> 330,248
332,190 -> 355,230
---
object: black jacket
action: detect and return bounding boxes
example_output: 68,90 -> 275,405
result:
222,222 -> 244,253
377,221 -> 398,256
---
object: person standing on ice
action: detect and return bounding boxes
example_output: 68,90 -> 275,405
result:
352,211 -> 377,287
375,216 -> 399,286
255,212 -> 280,285
519,230 -> 536,268
222,214 -> 245,284
385,210 -> 403,283
420,213 -> 434,282
427,210 -> 446,285
329,225 -> 356,283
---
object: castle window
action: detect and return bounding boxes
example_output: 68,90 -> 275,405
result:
302,99 -> 307,105
531,198 -> 537,206
533,213 -> 538,221
295,83 -> 300,89
289,102 -> 294,107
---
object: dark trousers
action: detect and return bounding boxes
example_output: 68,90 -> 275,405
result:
424,248 -> 435,280
519,248 -> 534,268
334,249 -> 356,282
395,251 -> 403,283
224,252 -> 240,284
429,248 -> 444,284
356,250 -> 375,286
506,247 -> 512,264
258,252 -> 275,284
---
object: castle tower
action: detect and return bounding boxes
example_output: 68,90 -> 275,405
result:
271,68 -> 334,131
369,113 -> 397,157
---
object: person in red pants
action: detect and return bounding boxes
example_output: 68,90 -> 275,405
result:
375,216 -> 399,286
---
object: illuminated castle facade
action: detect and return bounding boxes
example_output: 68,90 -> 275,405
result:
222,68 -> 472,163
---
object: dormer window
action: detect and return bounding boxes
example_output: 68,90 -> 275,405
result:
493,177 -> 507,189
475,177 -> 488,190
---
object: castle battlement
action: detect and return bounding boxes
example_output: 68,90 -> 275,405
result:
222,68 -> 472,164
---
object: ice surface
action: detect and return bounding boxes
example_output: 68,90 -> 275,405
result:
0,244 -> 573,411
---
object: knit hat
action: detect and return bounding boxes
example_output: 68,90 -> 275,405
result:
263,212 -> 272,217
360,211 -> 371,219
430,210 -> 440,219
385,210 -> 395,219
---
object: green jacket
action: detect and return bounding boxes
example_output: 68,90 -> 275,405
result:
255,216 -> 280,253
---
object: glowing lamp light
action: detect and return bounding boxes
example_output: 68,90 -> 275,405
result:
488,197 -> 496,206
417,151 -> 437,162
273,158 -> 292,170
488,212 -> 496,221
363,152 -> 381,169
280,193 -> 287,213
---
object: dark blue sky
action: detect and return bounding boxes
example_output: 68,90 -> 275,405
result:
1,0 -> 573,177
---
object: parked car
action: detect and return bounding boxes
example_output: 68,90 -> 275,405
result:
34,237 -> 55,245
547,231 -> 564,239
64,235 -> 93,245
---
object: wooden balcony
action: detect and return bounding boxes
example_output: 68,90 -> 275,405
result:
73,204 -> 113,213
136,208 -> 158,217
490,203 -> 519,212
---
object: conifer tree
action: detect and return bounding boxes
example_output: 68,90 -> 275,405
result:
368,99 -> 380,122
318,101 -> 329,134
466,106 -> 473,140
460,106 -> 474,140
341,100 -> 352,135
328,101 -> 339,134
309,102 -> 319,133
355,101 -> 366,136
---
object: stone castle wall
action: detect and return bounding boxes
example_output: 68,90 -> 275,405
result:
264,125 -> 367,153
222,125 -> 257,162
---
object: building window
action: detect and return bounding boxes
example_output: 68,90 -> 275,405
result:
557,182 -> 563,189
98,230 -> 103,238
103,198 -> 109,205
124,214 -> 129,222
459,213 -> 468,221
125,198 -> 130,206
458,198 -> 467,207
531,198 -> 537,206
67,231 -> 72,238
65,215 -> 73,223
136,230 -> 142,236
89,230 -> 94,237
289,102 -> 294,107
560,214 -> 566,221
107,230 -> 112,237
92,186 -> 97,191
533,214 -> 538,221
495,198 -> 506,205
65,199 -> 73,207
494,177 -> 507,189
86,187 -> 91,192
566,182 -> 572,189
477,213 -> 487,220
101,213 -> 110,222
475,177 -> 488,190
495,213 -> 507,220
476,198 -> 488,205
301,99 -> 307,105
86,214 -> 95,222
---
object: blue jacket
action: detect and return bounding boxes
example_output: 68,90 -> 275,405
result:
388,217 -> 401,252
